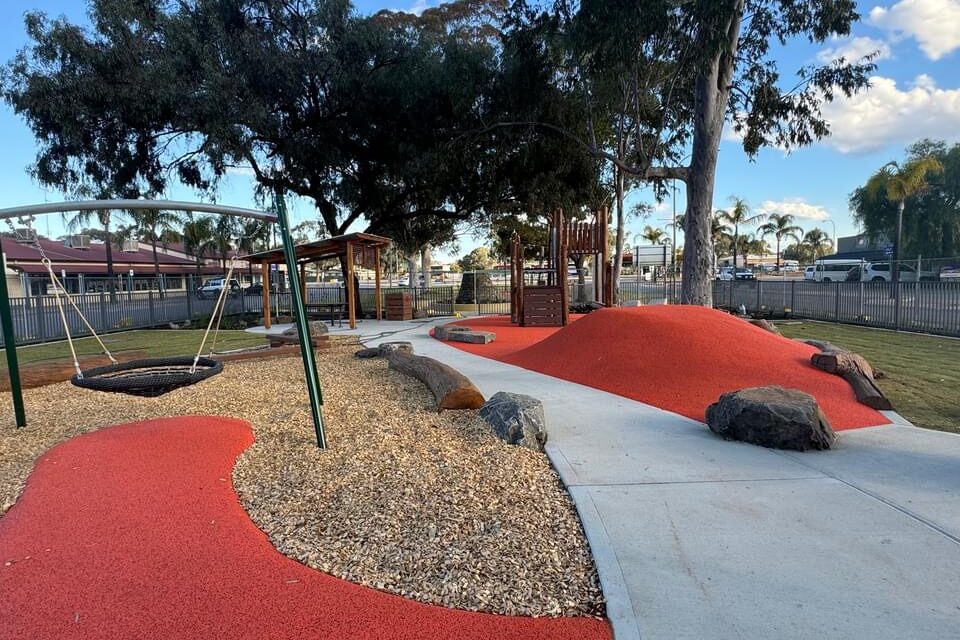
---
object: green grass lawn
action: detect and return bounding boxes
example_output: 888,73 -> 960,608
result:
2,330 -> 265,366
776,321 -> 960,435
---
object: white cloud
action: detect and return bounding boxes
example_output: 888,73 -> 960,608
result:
820,74 -> 960,153
817,36 -> 892,63
402,0 -> 431,15
757,199 -> 831,221
869,0 -> 960,60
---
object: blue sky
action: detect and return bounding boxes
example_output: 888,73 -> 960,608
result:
2,0 -> 960,261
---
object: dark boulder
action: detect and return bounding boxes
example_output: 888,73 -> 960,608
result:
706,386 -> 836,451
480,392 -> 547,451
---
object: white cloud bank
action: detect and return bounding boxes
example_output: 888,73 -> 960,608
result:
820,74 -> 960,153
756,198 -> 831,221
869,0 -> 960,60
817,36 -> 892,63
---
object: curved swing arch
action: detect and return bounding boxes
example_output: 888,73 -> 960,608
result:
0,198 -> 328,447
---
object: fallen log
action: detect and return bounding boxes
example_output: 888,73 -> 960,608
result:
748,318 -> 781,335
387,351 -> 485,410
805,340 -> 892,411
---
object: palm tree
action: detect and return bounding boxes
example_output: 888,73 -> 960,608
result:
182,215 -> 216,288
212,216 -> 239,270
802,228 -> 833,259
65,208 -> 123,300
130,209 -> 183,294
641,225 -> 667,245
717,197 -> 764,268
236,219 -> 271,283
758,213 -> 803,270
864,156 -> 944,285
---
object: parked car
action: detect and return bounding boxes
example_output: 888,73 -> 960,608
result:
861,262 -> 937,282
197,277 -> 241,298
717,267 -> 755,281
804,266 -> 816,281
243,283 -> 277,296
940,266 -> 960,280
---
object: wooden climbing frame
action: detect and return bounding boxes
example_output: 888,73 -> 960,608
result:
510,207 -> 611,327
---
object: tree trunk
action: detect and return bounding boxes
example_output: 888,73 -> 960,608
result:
680,0 -> 744,306
892,199 -> 904,301
104,216 -> 117,303
406,253 -> 418,290
420,246 -> 432,289
776,237 -> 781,271
612,166 -> 626,305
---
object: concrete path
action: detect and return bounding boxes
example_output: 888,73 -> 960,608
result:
257,318 -> 960,639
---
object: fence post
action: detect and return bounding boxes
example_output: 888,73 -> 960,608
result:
186,277 -> 194,319
756,279 -> 762,312
790,279 -> 796,313
98,290 -> 108,331
474,271 -> 479,316
894,281 -> 902,330
148,289 -> 156,326
33,296 -> 46,341
858,281 -> 864,321
834,281 -> 840,321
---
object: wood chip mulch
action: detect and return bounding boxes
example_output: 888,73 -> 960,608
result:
0,338 -> 604,618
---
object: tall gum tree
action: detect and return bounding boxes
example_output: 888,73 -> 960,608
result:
504,0 -> 874,305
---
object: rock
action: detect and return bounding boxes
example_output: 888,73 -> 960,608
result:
377,341 -> 414,356
354,342 -> 414,359
480,392 -> 547,451
282,321 -> 329,338
620,300 -> 643,307
434,324 -> 471,340
706,386 -> 836,451
448,331 -> 495,344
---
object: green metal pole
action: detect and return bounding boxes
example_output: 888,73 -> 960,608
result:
274,190 -> 326,448
0,240 -> 26,427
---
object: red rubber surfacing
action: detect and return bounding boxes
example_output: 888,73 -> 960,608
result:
0,417 -> 611,640
443,306 -> 886,430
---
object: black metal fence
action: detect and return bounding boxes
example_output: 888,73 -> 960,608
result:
5,273 -> 960,348
713,279 -> 960,337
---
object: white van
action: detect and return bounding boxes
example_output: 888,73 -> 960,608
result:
810,259 -> 861,282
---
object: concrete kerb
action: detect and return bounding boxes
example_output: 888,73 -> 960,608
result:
360,318 -> 643,639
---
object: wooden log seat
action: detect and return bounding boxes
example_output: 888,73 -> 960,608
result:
386,351 -> 485,410
805,339 -> 893,411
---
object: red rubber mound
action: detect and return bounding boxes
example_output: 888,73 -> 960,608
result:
444,307 -> 886,430
0,417 -> 610,640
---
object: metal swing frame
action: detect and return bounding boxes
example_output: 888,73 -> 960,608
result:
0,197 -> 328,448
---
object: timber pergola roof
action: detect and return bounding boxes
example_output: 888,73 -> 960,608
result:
242,232 -> 392,330
243,232 -> 392,265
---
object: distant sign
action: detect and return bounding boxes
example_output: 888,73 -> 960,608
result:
633,244 -> 670,267
884,245 -> 894,257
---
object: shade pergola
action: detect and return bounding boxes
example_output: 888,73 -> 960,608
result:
244,232 -> 392,330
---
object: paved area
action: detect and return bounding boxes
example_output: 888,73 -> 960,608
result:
333,317 -> 960,640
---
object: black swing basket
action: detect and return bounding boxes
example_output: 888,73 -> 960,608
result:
70,356 -> 224,398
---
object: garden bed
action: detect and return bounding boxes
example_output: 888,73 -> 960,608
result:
0,338 -> 603,618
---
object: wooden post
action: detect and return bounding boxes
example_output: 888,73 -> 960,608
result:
374,246 -> 382,321
600,205 -> 611,306
346,241 -> 356,329
261,261 -> 272,329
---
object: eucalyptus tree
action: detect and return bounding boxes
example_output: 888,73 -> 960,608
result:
501,0 -> 873,304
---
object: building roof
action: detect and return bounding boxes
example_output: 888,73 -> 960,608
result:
243,233 -> 392,264
0,236 -> 220,276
